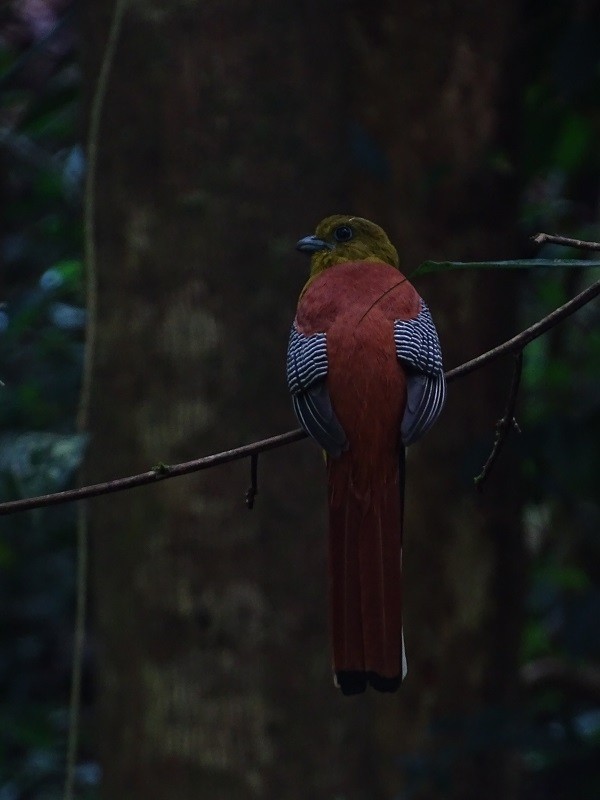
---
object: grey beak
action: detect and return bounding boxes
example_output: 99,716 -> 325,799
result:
296,235 -> 333,254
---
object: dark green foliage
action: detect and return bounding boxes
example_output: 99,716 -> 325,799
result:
512,5 -> 600,795
0,5 -> 94,797
0,448 -> 81,800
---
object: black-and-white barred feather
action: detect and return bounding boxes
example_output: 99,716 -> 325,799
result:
286,325 -> 347,456
394,301 -> 446,445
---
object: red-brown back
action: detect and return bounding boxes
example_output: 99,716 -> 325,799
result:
296,260 -> 420,497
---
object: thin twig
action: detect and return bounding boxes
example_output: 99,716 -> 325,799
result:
1,277 -> 599,518
245,453 -> 259,510
532,232 -> 600,251
474,351 -> 523,491
0,429 -> 306,515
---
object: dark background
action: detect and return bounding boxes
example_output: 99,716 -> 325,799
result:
1,1 -> 599,798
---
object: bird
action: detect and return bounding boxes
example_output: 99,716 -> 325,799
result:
286,215 -> 445,695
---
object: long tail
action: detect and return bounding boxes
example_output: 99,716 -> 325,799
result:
327,448 -> 407,695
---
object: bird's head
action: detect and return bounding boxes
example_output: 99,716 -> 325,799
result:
296,215 -> 399,281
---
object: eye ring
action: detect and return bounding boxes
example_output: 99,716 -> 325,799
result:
333,225 -> 354,243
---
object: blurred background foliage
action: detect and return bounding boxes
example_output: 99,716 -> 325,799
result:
0,1 -> 599,798
0,2 -> 91,798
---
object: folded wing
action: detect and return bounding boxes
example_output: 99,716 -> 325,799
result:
286,325 -> 348,457
394,301 -> 446,445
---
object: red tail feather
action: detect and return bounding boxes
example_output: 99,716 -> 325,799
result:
327,450 -> 405,695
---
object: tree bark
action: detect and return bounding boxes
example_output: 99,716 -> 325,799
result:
85,1 -> 526,798
84,2 -> 369,798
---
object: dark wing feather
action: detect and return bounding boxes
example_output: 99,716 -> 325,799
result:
394,301 -> 446,445
293,384 -> 347,457
286,324 -> 348,456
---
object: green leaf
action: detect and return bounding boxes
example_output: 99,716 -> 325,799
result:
414,259 -> 600,276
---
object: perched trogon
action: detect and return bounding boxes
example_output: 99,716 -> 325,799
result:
286,215 -> 446,695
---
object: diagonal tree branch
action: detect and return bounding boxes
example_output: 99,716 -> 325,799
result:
1,275 -> 598,517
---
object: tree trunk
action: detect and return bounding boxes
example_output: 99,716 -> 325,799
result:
85,1 -> 525,798
84,2 -> 369,798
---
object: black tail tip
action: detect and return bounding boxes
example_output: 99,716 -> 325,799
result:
336,671 -> 368,695
368,671 -> 401,693
335,670 -> 401,695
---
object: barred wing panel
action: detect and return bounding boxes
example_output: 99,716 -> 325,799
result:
286,324 -> 347,457
394,302 -> 446,445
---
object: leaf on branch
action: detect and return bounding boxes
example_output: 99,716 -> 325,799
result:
414,259 -> 600,277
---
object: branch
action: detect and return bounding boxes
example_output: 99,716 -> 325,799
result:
473,351 -> 522,491
532,232 -> 600,251
0,430 -> 306,515
1,276 -> 598,516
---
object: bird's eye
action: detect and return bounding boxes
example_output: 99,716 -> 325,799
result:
333,225 -> 354,243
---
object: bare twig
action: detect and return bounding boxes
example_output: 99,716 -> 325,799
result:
474,352 -> 523,491
245,453 -> 259,510
0,430 -> 305,515
532,232 -> 600,251
1,277 -> 599,517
